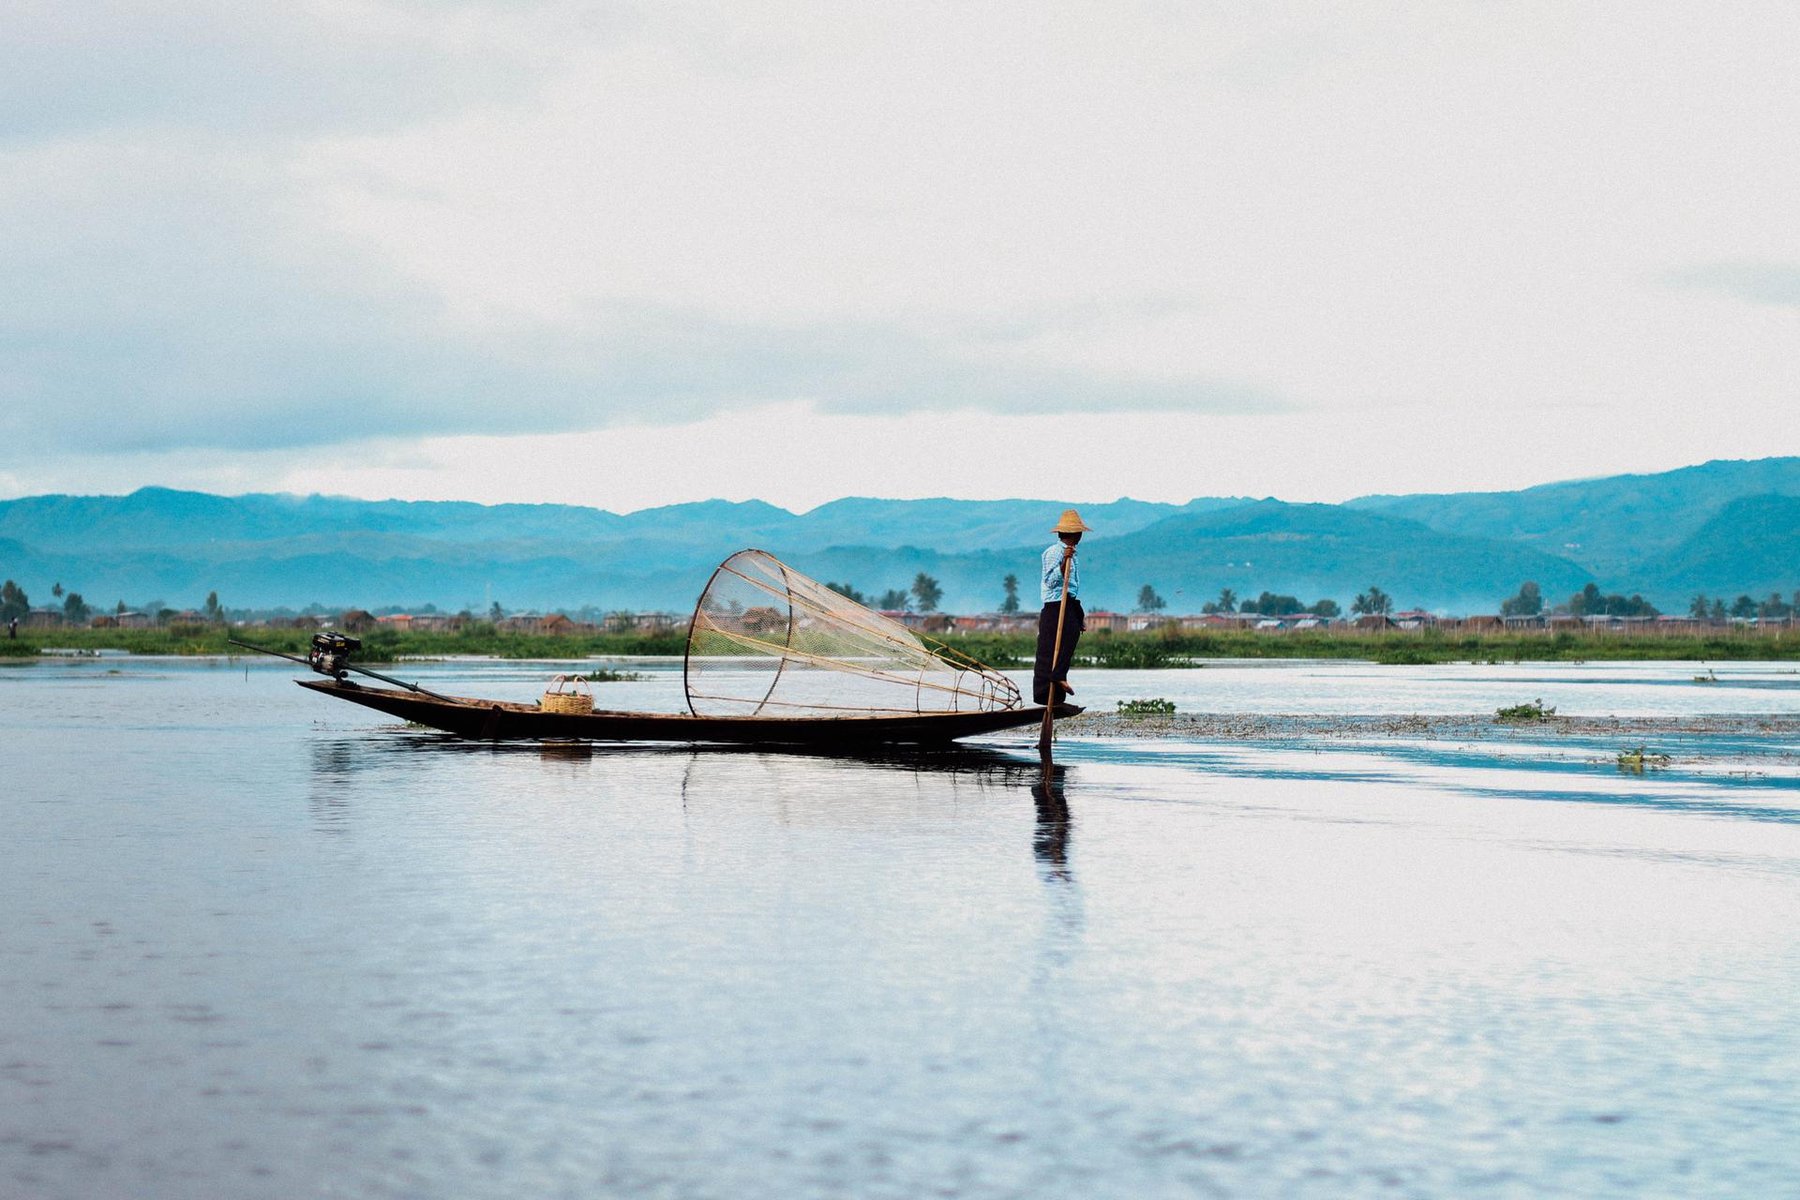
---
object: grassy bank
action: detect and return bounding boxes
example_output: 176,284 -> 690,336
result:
6,623 -> 1799,665
950,628 -> 1800,667
0,624 -> 688,661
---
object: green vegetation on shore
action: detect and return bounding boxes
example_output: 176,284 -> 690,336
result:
944,627 -> 1800,668
0,624 -> 689,661
6,623 -> 1799,665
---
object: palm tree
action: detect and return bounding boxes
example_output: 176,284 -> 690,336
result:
1000,574 -> 1020,614
911,573 -> 943,613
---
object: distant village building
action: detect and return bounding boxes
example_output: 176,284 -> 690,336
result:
339,609 -> 375,632
1578,614 -> 1657,633
492,612 -> 589,635
24,607 -> 64,628
603,611 -> 683,634
872,611 -> 954,634
952,613 -> 1037,633
870,611 -> 958,634
1178,613 -> 1258,631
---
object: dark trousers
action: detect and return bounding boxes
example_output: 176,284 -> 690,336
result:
1033,598 -> 1083,705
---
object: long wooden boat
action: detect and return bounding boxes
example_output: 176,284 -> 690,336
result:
299,678 -> 1081,745
266,549 -> 1084,748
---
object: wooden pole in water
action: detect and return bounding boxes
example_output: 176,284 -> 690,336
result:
1039,545 -> 1073,755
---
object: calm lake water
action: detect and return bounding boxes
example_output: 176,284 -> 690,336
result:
5,656 -> 1800,1198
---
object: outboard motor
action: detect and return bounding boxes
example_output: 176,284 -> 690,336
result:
308,631 -> 362,679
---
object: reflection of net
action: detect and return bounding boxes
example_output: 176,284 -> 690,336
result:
684,549 -> 1022,718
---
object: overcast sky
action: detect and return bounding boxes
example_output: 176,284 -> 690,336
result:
2,1 -> 1795,511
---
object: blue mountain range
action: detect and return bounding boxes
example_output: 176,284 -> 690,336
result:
2,457 -> 1797,615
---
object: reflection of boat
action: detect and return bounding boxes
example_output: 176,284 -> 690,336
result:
274,549 -> 1080,745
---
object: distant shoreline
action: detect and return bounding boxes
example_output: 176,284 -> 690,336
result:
5,624 -> 1800,665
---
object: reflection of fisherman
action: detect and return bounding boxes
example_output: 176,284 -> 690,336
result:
1031,763 -> 1071,879
1033,509 -> 1090,705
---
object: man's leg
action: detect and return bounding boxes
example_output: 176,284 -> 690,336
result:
1050,599 -> 1083,701
1032,603 -> 1056,704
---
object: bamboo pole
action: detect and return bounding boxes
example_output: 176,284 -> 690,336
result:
1039,545 -> 1073,755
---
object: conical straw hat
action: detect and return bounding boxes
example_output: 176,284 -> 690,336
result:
1052,508 -> 1092,534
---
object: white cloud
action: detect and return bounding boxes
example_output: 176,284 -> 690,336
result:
0,0 -> 564,143
1,0 -> 1797,499
1661,262 -> 1800,308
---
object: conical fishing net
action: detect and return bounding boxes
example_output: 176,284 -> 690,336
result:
684,549 -> 1022,718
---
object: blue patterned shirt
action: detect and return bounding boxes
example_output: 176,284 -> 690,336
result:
1040,542 -> 1080,605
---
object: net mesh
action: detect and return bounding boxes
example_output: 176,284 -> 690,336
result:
684,549 -> 1022,718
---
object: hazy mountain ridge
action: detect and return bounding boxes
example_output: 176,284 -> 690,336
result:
1,459 -> 1794,613
1348,457 -> 1800,577
783,497 -> 1246,553
1636,494 -> 1800,601
1092,502 -> 1595,614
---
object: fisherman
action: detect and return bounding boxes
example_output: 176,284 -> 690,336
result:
1033,509 -> 1090,705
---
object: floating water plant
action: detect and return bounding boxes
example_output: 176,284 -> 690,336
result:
1495,699 -> 1556,723
1616,746 -> 1672,773
1117,698 -> 1177,717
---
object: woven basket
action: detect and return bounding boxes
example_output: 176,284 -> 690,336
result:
541,673 -> 594,715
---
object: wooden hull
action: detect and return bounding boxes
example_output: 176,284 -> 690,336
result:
298,679 -> 1081,745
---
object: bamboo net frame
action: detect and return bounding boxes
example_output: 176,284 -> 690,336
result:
683,549 -> 1022,718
